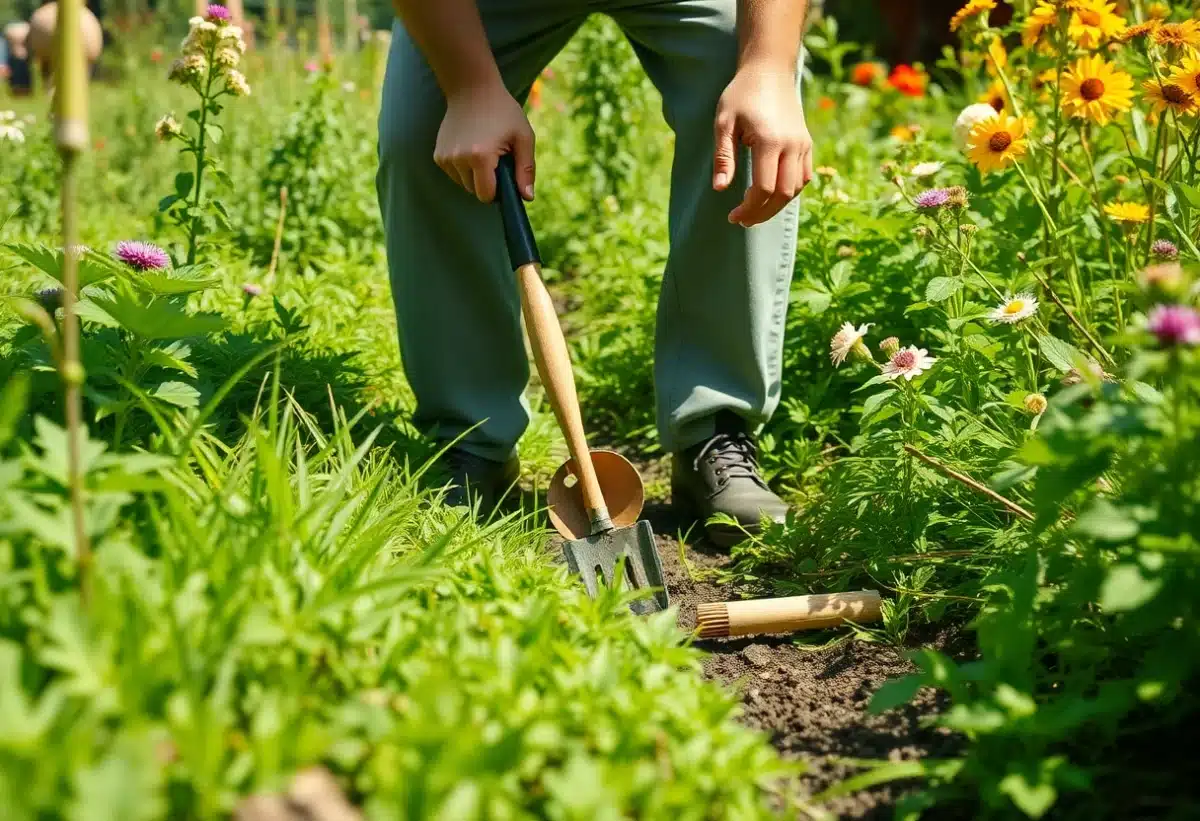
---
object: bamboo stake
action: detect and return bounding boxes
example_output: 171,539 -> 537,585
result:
316,0 -> 333,66
55,0 -> 92,604
343,0 -> 358,53
903,445 -> 1035,522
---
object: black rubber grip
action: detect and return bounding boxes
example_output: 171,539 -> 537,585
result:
496,154 -> 540,269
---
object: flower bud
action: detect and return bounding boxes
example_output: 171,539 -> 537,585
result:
1023,393 -> 1048,415
155,114 -> 182,141
880,336 -> 901,356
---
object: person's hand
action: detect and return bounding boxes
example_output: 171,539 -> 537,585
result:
435,81 -> 535,204
713,69 -> 813,227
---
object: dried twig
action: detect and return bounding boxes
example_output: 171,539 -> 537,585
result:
903,445 -> 1034,522
1030,267 -> 1117,366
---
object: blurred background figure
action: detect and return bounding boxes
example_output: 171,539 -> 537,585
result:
3,20 -> 33,95
27,1 -> 104,85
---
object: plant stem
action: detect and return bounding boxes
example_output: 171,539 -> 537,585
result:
1029,268 -> 1117,366
186,54 -> 217,266
55,0 -> 92,605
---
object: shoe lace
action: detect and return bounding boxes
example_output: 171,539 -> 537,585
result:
694,431 -> 764,487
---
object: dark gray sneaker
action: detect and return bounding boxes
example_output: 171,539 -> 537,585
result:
435,447 -> 520,513
671,413 -> 788,547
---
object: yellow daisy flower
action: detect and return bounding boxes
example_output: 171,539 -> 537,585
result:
1023,2 -> 1060,48
950,0 -> 996,32
979,80 -> 1009,112
1104,201 -> 1150,223
966,114 -> 1029,173
1143,78 -> 1197,117
1061,55 -> 1135,125
1169,57 -> 1200,97
1146,2 -> 1170,21
1153,20 -> 1200,51
1117,19 -> 1160,43
1067,0 -> 1126,49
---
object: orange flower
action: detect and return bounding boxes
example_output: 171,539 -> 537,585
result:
851,62 -> 883,86
888,64 -> 928,97
890,124 -> 915,141
529,78 -> 543,109
818,95 -> 836,111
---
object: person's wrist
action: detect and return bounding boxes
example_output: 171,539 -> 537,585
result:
734,55 -> 796,82
444,69 -> 506,104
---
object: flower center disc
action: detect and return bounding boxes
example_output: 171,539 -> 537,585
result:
1080,78 -> 1106,101
1005,300 -> 1026,314
988,131 -> 1013,152
1163,84 -> 1191,105
893,350 -> 916,369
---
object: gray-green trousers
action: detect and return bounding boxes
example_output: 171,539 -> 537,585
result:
377,0 -> 800,462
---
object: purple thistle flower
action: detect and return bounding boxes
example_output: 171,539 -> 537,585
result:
914,187 -> 951,209
205,4 -> 231,22
1146,304 -> 1200,347
1151,239 -> 1179,261
114,240 -> 171,271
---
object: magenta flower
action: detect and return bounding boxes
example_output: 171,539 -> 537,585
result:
242,283 -> 263,297
1146,304 -> 1200,347
304,60 -> 319,73
114,240 -> 170,271
1150,239 -> 1179,261
914,188 -> 951,209
205,4 -> 231,22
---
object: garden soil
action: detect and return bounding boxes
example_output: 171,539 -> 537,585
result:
638,493 -> 965,819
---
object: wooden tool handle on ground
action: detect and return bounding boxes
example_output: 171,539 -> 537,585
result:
514,263 -> 610,528
696,591 -> 882,639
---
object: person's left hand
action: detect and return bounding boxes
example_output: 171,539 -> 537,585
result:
713,68 -> 813,227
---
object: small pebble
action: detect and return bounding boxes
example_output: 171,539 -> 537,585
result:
742,644 -> 774,667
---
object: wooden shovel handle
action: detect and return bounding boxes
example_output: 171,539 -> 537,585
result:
496,157 -> 610,529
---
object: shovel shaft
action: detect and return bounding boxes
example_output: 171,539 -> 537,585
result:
515,263 -> 610,528
496,156 -> 610,530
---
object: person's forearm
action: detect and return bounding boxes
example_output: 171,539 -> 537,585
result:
735,0 -> 808,75
392,0 -> 502,96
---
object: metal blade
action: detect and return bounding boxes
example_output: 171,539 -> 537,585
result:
561,520 -> 669,614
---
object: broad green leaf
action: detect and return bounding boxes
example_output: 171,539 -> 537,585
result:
868,673 -> 923,713
1099,564 -> 1161,612
87,289 -> 226,340
74,297 -> 121,328
998,770 -> 1057,819
4,242 -> 120,287
925,276 -> 962,302
174,171 -> 194,200
1072,498 -> 1138,542
126,265 -> 219,296
142,343 -> 198,377
152,381 -> 200,408
861,388 -> 897,422
1035,333 -> 1085,372
792,288 -> 831,314
1172,182 -> 1200,209
0,372 -> 29,448
69,734 -> 164,821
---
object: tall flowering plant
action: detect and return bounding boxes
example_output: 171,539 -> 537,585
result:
157,4 -> 251,265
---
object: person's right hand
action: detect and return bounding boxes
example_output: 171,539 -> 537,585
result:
434,81 -> 535,204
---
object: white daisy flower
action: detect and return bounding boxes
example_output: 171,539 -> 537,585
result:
0,123 -> 25,143
953,102 -> 1000,150
910,161 -> 944,178
830,322 -> 872,367
883,346 -> 936,381
989,294 -> 1039,324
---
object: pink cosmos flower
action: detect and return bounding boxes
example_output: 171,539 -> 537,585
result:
114,241 -> 170,271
